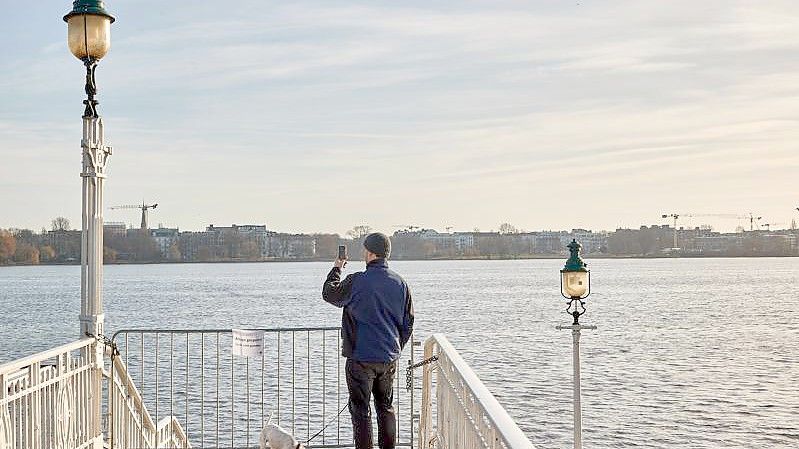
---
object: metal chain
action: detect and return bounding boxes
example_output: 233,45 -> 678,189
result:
85,331 -> 120,359
406,355 -> 438,391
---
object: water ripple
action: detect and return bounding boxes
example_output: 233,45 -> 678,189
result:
1,258 -> 798,447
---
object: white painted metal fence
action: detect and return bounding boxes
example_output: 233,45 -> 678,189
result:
0,339 -> 101,449
0,338 -> 189,449
418,334 -> 535,449
107,352 -> 190,448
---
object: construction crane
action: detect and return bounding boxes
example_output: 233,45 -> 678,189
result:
761,223 -> 783,231
662,213 -> 750,248
748,213 -> 762,231
110,202 -> 158,230
392,224 -> 420,232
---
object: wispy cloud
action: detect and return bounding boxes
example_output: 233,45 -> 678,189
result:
2,1 -> 799,233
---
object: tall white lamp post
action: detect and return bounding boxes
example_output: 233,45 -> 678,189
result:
64,0 -> 115,338
556,240 -> 595,449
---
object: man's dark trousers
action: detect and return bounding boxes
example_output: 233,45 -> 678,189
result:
346,359 -> 397,449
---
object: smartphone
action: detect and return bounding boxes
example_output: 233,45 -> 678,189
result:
338,245 -> 347,260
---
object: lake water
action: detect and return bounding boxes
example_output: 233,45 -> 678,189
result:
1,259 -> 798,448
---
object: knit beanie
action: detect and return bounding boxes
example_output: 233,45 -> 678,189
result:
363,232 -> 391,258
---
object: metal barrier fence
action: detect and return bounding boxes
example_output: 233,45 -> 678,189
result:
418,334 -> 535,449
112,327 -> 417,448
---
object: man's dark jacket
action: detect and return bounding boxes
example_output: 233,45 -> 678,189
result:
322,259 -> 414,363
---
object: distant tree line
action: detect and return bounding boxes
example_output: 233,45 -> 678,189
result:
0,217 -> 163,265
0,218 -> 74,265
0,218 -> 340,265
2,221 -> 797,266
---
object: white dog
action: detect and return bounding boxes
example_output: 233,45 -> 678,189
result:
259,418 -> 305,449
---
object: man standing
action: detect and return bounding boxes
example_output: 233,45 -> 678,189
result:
322,233 -> 414,449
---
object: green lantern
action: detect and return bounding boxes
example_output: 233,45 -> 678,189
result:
560,239 -> 590,300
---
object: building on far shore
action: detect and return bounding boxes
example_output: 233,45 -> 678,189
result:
150,227 -> 179,259
175,224 -> 314,261
267,233 -> 317,258
103,222 -> 127,238
564,229 -> 607,254
179,229 -> 221,261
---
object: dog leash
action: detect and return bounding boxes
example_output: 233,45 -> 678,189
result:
304,399 -> 351,445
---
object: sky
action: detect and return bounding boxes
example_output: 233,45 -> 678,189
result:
1,0 -> 798,235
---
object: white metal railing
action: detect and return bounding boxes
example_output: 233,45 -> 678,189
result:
0,338 -> 102,449
0,338 -> 190,449
107,352 -> 156,448
155,417 -> 189,449
107,353 -> 190,448
418,334 -> 535,449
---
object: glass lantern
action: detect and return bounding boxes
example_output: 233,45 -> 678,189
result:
64,1 -> 115,61
561,270 -> 589,299
560,239 -> 590,300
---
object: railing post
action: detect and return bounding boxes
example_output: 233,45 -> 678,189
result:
86,340 -> 105,449
28,362 -> 42,449
0,373 -> 9,449
409,335 -> 416,449
418,339 -> 434,449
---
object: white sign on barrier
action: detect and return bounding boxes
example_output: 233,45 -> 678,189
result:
232,329 -> 264,357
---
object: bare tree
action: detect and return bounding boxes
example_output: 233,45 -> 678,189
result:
313,233 -> 341,258
347,225 -> 372,240
499,223 -> 518,234
40,245 -> 56,262
51,217 -> 71,232
13,243 -> 39,265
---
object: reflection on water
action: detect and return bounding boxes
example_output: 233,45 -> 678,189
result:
2,258 -> 798,447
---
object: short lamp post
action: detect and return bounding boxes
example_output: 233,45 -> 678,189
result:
556,240 -> 596,449
64,0 -> 115,339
